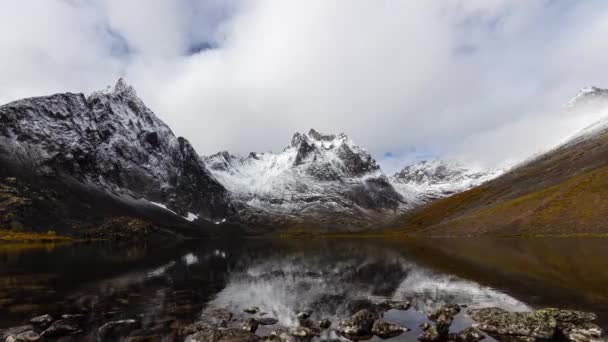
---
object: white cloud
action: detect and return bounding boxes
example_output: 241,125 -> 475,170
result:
1,0 -> 608,172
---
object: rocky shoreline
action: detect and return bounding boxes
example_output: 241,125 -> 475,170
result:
2,300 -> 605,342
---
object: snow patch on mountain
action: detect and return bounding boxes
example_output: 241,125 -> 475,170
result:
148,201 -> 199,222
390,159 -> 502,204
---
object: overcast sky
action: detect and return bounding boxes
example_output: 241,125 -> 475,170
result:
2,1 -> 608,173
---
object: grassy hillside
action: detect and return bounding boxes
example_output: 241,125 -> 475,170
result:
389,130 -> 608,236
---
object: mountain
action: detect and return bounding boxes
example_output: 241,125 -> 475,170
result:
389,159 -> 502,205
389,86 -> 608,236
0,79 -> 233,236
203,129 -> 405,230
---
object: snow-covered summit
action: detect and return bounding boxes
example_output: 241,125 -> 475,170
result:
204,129 -> 404,227
390,159 -> 502,203
565,86 -> 608,108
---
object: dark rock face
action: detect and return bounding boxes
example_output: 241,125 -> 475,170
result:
467,307 -> 603,341
0,78 -> 231,222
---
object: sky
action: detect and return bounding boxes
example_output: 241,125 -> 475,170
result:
2,1 -> 608,173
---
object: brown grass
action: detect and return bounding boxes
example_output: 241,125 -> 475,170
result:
0,229 -> 73,243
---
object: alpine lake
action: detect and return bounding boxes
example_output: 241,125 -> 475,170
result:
1,237 -> 607,341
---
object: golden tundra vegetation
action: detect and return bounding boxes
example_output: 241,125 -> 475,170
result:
389,130 -> 608,237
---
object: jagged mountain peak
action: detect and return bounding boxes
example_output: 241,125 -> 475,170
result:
90,77 -> 137,98
203,130 -> 404,227
290,128 -> 348,149
0,81 -> 231,221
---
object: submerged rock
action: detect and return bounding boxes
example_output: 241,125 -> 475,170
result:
242,318 -> 259,333
319,319 -> 332,329
97,319 -> 140,340
29,314 -> 53,330
40,319 -> 80,338
371,319 -> 409,339
289,326 -> 319,339
257,317 -> 279,326
244,307 -> 261,314
336,309 -> 376,340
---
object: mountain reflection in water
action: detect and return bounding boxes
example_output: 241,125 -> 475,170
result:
0,237 -> 607,340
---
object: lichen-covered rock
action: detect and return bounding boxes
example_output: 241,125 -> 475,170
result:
418,324 -> 447,342
336,309 -> 376,340
186,327 -> 261,342
269,327 -> 297,342
468,307 -> 603,341
538,308 -> 597,325
467,307 -> 557,340
447,327 -> 486,342
428,304 -> 461,321
558,322 -> 604,341
371,319 -> 409,339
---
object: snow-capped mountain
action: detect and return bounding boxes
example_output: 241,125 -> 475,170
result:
565,86 -> 608,109
561,86 -> 608,146
204,129 -> 404,228
390,159 -> 502,204
0,78 -> 231,221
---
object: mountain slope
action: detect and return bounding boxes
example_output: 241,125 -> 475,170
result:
204,129 -> 405,230
390,87 -> 608,236
0,79 -> 233,235
389,159 -> 502,205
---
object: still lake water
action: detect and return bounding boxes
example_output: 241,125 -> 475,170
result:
1,237 -> 607,340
